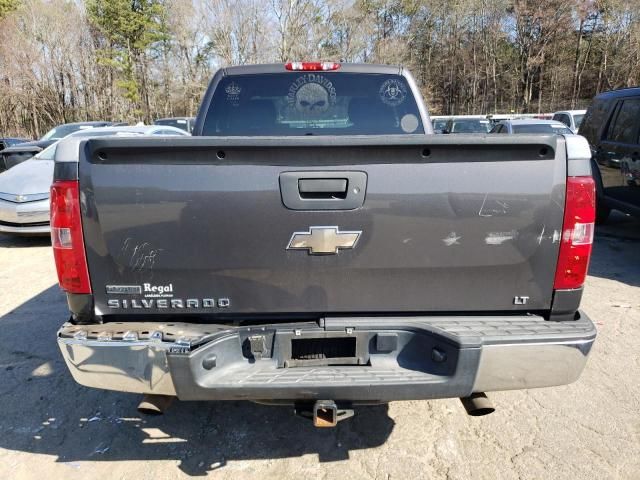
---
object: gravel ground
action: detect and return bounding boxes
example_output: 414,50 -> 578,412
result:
0,213 -> 639,480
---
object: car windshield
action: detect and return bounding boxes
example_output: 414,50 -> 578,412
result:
203,73 -> 425,136
512,124 -> 573,134
450,119 -> 491,133
40,124 -> 98,141
574,114 -> 585,128
33,143 -> 58,160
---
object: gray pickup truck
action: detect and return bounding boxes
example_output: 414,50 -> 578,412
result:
53,63 -> 597,426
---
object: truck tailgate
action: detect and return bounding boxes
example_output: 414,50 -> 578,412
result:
78,135 -> 566,317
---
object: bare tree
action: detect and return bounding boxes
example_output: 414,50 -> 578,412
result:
2,0 -> 640,137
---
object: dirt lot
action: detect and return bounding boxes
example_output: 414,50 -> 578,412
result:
0,213 -> 639,480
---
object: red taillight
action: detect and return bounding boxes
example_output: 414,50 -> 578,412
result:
285,62 -> 341,71
553,176 -> 595,290
50,180 -> 91,293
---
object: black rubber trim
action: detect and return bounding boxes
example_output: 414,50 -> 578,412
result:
83,135 -> 558,166
550,288 -> 584,320
54,161 -> 78,181
66,293 -> 95,324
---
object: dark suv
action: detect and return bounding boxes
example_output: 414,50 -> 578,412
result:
581,87 -> 640,222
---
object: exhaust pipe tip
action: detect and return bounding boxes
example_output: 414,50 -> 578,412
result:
137,394 -> 174,415
460,392 -> 495,416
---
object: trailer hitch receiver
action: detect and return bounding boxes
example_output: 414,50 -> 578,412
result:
293,400 -> 355,427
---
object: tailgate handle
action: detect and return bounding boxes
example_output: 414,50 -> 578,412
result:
298,178 -> 348,198
280,171 -> 367,210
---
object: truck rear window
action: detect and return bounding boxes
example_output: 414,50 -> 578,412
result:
202,73 -> 425,136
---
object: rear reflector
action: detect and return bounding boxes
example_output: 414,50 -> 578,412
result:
50,180 -> 91,293
553,176 -> 595,290
285,62 -> 340,71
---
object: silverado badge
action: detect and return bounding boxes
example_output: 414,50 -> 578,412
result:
287,226 -> 361,255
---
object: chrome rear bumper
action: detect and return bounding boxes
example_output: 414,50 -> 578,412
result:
57,313 -> 596,401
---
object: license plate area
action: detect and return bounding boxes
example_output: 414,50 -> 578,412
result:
287,337 -> 359,367
275,332 -> 370,368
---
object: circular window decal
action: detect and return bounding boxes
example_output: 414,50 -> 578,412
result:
400,114 -> 419,133
379,79 -> 407,106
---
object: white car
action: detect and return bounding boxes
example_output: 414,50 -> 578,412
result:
552,110 -> 587,133
490,119 -> 575,135
0,125 -> 189,235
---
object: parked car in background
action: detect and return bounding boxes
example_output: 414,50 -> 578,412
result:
0,125 -> 188,235
0,137 -> 30,151
490,119 -> 574,135
580,87 -> 640,222
154,116 -> 195,133
552,110 -> 586,132
443,116 -> 492,133
430,116 -> 450,133
0,144 -> 44,173
39,121 -> 117,142
0,143 -> 56,234
0,121 -> 115,172
486,114 -> 515,126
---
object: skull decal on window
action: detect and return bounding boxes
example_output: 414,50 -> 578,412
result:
287,74 -> 337,118
295,82 -> 330,114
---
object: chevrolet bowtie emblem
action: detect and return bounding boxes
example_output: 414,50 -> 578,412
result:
287,226 -> 361,255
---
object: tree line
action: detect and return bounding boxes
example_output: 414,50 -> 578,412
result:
1,0 -> 639,138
